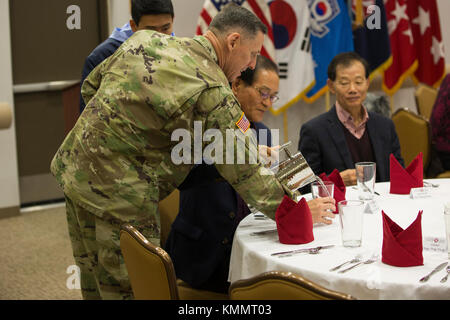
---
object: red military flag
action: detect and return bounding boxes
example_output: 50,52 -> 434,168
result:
196,0 -> 276,62
407,0 -> 446,88
382,0 -> 418,94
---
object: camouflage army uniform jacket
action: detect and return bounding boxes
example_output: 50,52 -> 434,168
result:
51,30 -> 285,235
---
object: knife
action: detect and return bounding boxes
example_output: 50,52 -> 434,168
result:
271,245 -> 334,257
352,185 -> 380,196
251,229 -> 277,236
419,262 -> 448,282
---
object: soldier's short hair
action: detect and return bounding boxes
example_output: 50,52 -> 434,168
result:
208,3 -> 267,39
327,52 -> 370,81
131,0 -> 174,25
239,55 -> 279,86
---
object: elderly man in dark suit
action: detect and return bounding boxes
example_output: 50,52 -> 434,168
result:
298,52 -> 404,185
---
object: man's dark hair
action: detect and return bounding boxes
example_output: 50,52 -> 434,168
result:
327,52 -> 370,81
131,0 -> 174,25
239,55 -> 279,86
209,3 -> 267,38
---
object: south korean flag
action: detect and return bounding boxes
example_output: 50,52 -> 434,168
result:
268,0 -> 315,114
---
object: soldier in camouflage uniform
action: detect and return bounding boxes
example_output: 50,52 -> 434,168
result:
51,4 -> 305,299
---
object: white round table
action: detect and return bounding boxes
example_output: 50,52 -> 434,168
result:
228,179 -> 450,300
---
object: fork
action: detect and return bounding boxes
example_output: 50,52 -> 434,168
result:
329,254 -> 362,272
440,265 -> 450,283
338,254 -> 379,273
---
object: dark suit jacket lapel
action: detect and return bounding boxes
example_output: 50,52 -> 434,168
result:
366,114 -> 385,180
325,106 -> 354,169
252,122 -> 272,147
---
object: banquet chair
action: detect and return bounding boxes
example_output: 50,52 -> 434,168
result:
120,224 -> 228,300
414,84 -> 438,120
392,108 -> 431,173
159,188 -> 179,248
437,171 -> 450,178
229,271 -> 355,300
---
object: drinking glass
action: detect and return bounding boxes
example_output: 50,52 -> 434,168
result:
355,162 -> 376,200
338,200 -> 365,247
311,181 -> 334,199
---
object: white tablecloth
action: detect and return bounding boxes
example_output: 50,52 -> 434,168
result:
228,179 -> 450,300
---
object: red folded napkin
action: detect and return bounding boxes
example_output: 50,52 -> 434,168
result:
319,169 -> 346,214
275,196 -> 314,244
390,152 -> 423,194
382,210 -> 423,267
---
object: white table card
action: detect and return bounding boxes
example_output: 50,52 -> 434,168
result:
364,200 -> 380,214
409,187 -> 432,199
423,236 -> 447,253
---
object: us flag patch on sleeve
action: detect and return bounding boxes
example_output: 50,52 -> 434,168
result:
235,112 -> 250,133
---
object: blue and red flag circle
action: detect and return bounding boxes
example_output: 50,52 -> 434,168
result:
308,0 -> 341,38
268,0 -> 297,50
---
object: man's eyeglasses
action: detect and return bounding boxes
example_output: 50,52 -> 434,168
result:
253,86 -> 279,104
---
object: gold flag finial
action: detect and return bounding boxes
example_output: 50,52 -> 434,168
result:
354,0 -> 364,29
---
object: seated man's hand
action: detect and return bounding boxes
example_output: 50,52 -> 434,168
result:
258,145 -> 279,167
340,169 -> 357,186
307,197 -> 336,224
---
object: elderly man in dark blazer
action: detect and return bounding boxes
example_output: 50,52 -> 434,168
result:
298,52 -> 404,185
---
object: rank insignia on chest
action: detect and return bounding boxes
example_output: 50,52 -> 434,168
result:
235,112 -> 250,134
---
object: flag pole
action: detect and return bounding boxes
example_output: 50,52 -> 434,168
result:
355,0 -> 363,27
283,110 -> 289,143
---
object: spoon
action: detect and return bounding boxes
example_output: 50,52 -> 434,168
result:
440,265 -> 450,283
423,181 -> 439,188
